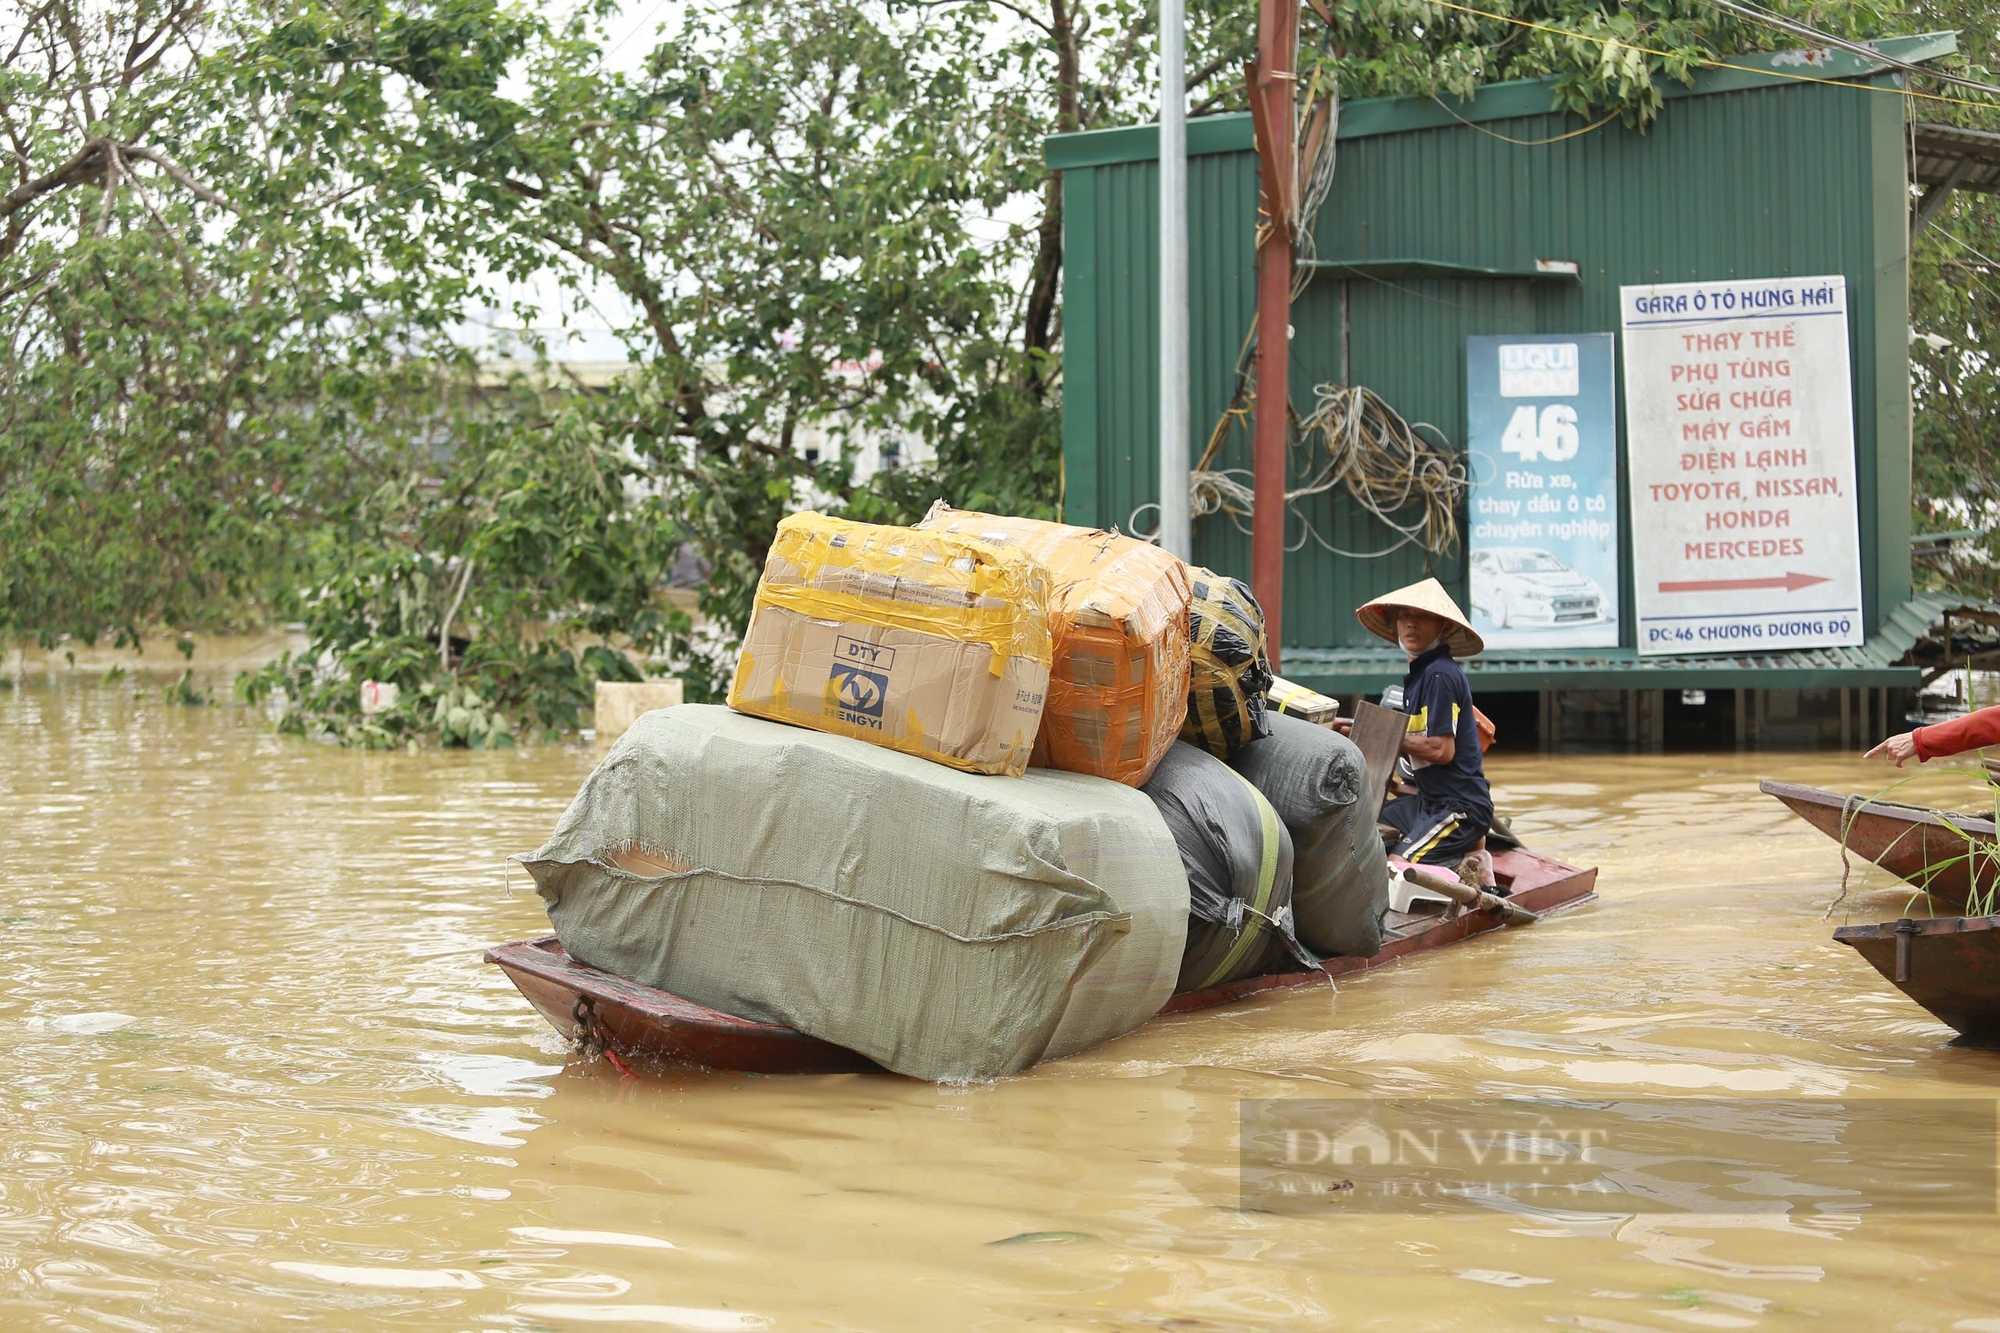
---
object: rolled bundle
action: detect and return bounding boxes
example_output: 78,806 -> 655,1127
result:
1231,712 -> 1390,958
1141,741 -> 1302,993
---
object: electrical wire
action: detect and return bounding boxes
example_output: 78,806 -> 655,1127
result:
1428,96 -> 1621,144
1294,383 -> 1466,558
1290,74 -> 1340,277
1184,60 -> 1471,561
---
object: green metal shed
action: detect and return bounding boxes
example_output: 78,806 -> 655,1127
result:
1049,33 -> 1955,721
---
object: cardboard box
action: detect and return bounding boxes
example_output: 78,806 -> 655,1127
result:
1266,675 -> 1339,727
728,514 -> 1053,776
917,504 -> 1191,786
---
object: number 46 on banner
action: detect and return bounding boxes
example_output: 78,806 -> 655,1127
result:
1501,404 -> 1579,462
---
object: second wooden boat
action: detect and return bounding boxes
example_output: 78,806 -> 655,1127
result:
1759,778 -> 1996,913
1833,914 -> 2000,1041
485,847 -> 1599,1077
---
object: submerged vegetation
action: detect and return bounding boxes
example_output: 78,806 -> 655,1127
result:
1,0 -> 1995,742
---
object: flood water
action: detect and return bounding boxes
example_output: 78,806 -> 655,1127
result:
4,647 -> 1998,1331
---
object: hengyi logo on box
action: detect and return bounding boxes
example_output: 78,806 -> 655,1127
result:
829,637 -> 893,729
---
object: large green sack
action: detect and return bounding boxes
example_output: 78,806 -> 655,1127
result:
521,705 -> 1189,1082
1230,712 -> 1389,957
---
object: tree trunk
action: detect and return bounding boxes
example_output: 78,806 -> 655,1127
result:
1020,0 -> 1083,397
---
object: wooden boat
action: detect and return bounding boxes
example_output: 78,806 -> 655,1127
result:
1759,778 -> 1995,913
484,846 -> 1598,1076
1833,914 -> 2000,1041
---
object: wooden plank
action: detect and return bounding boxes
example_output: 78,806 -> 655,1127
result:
1347,698 -> 1406,819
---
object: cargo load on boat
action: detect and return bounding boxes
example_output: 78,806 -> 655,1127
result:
917,503 -> 1191,787
521,705 -> 1189,1082
728,512 -> 1053,777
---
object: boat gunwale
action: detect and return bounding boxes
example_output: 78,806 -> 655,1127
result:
1758,777 -> 1998,836
1833,912 -> 2000,941
1158,851 -> 1598,1014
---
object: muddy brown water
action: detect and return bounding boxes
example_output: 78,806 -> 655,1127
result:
4,649 -> 1999,1330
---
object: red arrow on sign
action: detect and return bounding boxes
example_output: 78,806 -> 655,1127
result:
1657,572 -> 1831,594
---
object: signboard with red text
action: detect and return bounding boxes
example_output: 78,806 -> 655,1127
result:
1620,275 -> 1863,657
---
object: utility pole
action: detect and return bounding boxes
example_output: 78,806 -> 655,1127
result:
1158,0 -> 1190,561
1249,0 -> 1297,668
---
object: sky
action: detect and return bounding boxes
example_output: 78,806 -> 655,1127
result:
461,0 -> 1048,370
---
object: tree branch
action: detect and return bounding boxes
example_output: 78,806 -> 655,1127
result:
0,136 -> 110,221
120,144 -> 238,213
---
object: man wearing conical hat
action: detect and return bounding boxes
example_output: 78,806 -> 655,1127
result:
1349,577 -> 1495,881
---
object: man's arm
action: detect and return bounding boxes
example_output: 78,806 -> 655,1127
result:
1868,703 -> 2000,766
1334,716 -> 1454,760
1404,731 -> 1456,764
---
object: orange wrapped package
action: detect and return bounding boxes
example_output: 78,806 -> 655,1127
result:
918,503 -> 1192,786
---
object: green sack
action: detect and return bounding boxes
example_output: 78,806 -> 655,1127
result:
1179,567 -> 1273,759
522,706 -> 1189,1082
1231,712 -> 1389,958
1141,740 -> 1302,993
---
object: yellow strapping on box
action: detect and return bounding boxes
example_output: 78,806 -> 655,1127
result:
752,511 -> 1053,674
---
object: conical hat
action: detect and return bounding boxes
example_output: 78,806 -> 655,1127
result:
1356,577 -> 1484,658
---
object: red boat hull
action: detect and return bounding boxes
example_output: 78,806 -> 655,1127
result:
1759,778 -> 1996,913
488,937 -> 881,1074
486,846 -> 1598,1075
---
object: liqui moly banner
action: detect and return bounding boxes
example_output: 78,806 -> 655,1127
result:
1465,334 -> 1620,650
1619,275 -> 1863,657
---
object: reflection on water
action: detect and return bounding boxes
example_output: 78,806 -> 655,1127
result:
3,657 -> 1998,1330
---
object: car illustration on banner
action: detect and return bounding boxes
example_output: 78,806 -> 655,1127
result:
1469,548 -> 1607,630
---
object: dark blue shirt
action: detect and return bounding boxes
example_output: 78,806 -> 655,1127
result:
1402,644 -> 1492,825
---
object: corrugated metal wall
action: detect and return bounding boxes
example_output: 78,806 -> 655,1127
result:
1063,150 -> 1259,553
1060,77 -> 1911,652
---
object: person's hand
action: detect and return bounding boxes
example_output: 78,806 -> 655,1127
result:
1865,732 -> 1920,767
1331,716 -> 1353,735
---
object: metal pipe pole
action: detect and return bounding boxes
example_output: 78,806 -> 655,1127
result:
1251,0 -> 1297,667
1158,0 -> 1190,561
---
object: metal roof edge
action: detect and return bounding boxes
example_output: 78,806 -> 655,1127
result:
1044,113 -> 1251,171
1301,257 -> 1581,282
1045,31 -> 1958,170
1279,659 -> 1925,695
1270,591 -> 2000,694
